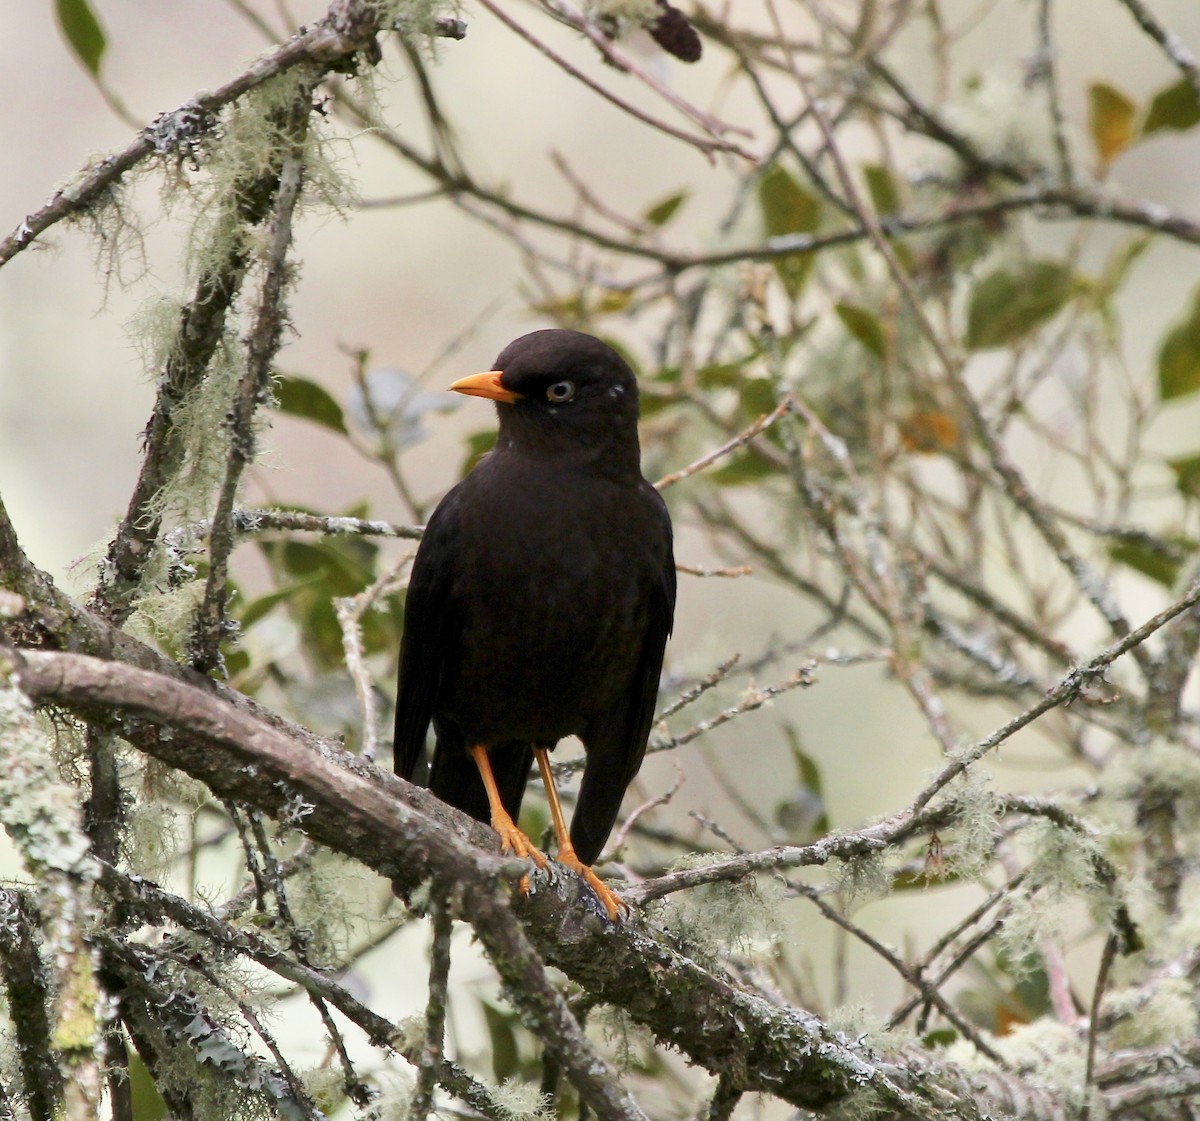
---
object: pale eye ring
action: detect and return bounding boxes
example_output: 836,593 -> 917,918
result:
546,380 -> 575,403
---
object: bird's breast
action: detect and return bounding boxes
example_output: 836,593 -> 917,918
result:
436,459 -> 666,744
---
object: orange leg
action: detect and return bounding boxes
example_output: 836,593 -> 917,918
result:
534,747 -> 624,921
470,746 -> 548,895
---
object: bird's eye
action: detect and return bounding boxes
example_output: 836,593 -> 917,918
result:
545,380 -> 575,403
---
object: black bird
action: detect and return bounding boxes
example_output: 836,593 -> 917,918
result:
394,329 -> 675,919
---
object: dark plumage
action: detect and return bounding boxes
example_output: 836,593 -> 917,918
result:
394,329 -> 675,918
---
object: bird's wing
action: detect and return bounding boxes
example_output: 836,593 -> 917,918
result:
570,489 -> 675,865
394,490 -> 462,782
619,496 -> 676,789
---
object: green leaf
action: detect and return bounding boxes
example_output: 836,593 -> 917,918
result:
266,539 -> 374,594
460,429 -> 497,476
835,302 -> 887,358
709,450 -> 774,486
1144,78 -> 1200,135
1098,233 -> 1152,296
1158,289 -> 1200,400
739,376 -> 779,418
238,577 -> 323,629
695,363 -> 742,389
1169,454 -> 1200,499
223,648 -> 251,679
127,1048 -> 168,1121
758,164 -> 820,237
643,190 -> 689,228
637,388 -> 676,418
1088,81 -> 1138,165
594,288 -> 633,315
862,164 -> 900,215
55,0 -> 106,77
965,260 -> 1073,349
272,374 -> 348,434
481,999 -> 524,1082
758,164 -> 821,298
1109,541 -> 1181,588
775,726 -> 829,842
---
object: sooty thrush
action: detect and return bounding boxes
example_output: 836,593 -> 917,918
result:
394,329 -> 675,919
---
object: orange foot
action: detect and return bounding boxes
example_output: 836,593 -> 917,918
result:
555,849 -> 625,922
489,810 -> 549,896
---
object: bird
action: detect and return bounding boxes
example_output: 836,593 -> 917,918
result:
394,329 -> 675,920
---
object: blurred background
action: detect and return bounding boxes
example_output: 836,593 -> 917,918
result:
4,0 -> 1200,1107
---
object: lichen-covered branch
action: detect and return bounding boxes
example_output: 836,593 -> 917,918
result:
1,643 -> 1172,1119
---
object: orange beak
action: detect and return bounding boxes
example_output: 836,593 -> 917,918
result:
449,370 -> 523,404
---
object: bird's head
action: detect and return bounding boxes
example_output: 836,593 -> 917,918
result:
450,329 -> 643,473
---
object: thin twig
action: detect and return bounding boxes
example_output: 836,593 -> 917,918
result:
655,397 -> 793,490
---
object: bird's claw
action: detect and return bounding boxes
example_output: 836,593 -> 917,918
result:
490,817 -> 549,898
555,851 -> 625,922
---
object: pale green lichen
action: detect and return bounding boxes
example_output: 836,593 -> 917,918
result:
988,1019 -> 1090,1113
830,850 -> 890,908
283,849 -> 387,967
388,0 -> 464,44
0,682 -> 94,878
826,1004 -> 905,1054
391,1013 -> 426,1055
67,177 -> 150,298
650,852 -> 781,961
941,71 -> 1057,172
158,339 -> 245,528
1101,740 -> 1200,822
490,1076 -> 553,1121
125,795 -> 182,880
127,755 -> 209,884
52,951 -> 100,1052
940,768 -> 1002,880
358,1071 -> 414,1121
585,0 -> 662,28
181,71 -> 352,287
127,579 -> 209,659
998,820 -> 1117,967
300,1064 -> 346,1115
1105,975 -> 1198,1050
594,1004 -> 657,1074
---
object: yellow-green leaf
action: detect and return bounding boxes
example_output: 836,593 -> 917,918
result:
758,164 -> 820,236
738,376 -> 778,418
1088,81 -> 1137,166
1109,541 -> 1180,588
643,190 -> 689,228
863,164 -> 900,216
696,363 -> 742,389
710,449 -> 775,486
758,164 -> 821,298
1144,78 -> 1200,135
1158,289 -> 1200,400
1169,454 -> 1200,499
835,302 -> 886,358
55,0 -> 107,77
594,288 -> 633,315
461,429 -> 497,476
966,260 -> 1073,349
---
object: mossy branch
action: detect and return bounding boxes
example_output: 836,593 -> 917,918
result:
188,74 -> 317,673
0,889 -> 65,1121
0,643 -> 1156,1121
0,0 -> 393,271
